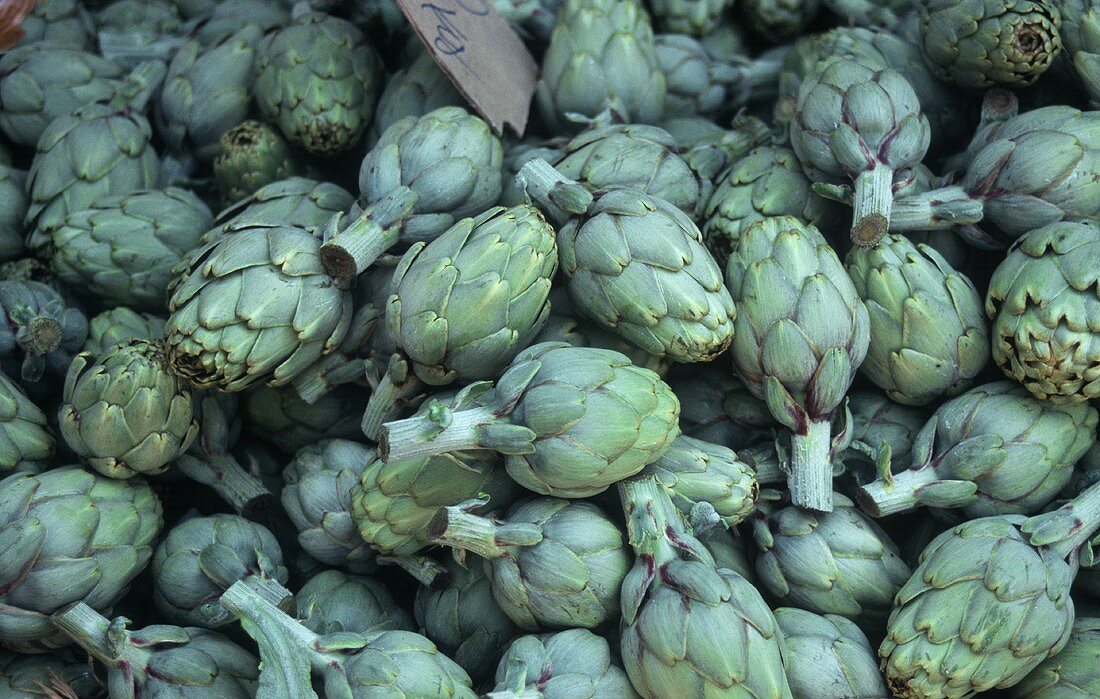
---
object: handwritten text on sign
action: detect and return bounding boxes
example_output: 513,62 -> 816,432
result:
397,0 -> 538,137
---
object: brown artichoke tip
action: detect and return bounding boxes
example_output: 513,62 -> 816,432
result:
851,214 -> 888,247
25,316 -> 63,355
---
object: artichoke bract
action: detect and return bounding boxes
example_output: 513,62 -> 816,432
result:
13,0 -> 94,49
665,366 -> 774,449
1061,0 -> 1100,106
521,159 -> 736,365
281,439 -> 380,574
50,188 -> 213,312
60,340 -> 199,479
191,0 -> 289,46
220,577 -> 477,699
359,204 -> 557,439
369,48 -> 464,144
0,371 -> 53,475
535,0 -> 666,132
845,233 -> 989,406
650,0 -> 730,35
209,177 -> 355,242
243,384 -> 363,454
857,381 -> 1099,518
0,279 -> 88,385
0,467 -> 162,651
298,569 -> 414,635
0,165 -> 26,265
320,106 -> 504,279
986,220 -> 1100,403
740,0 -> 821,42
752,494 -> 911,628
151,513 -> 288,629
487,629 -> 639,698
724,216 -> 870,512
52,604 -> 258,698
880,479 -> 1100,698
1008,617 -> 1100,697
916,0 -> 1063,89
618,474 -> 793,699
0,649 -> 100,698
83,307 -> 165,356
252,10 -> 381,154
414,557 -> 519,682
841,389 -> 928,483
773,607 -> 888,699
381,343 -> 681,499
165,222 -> 353,392
429,497 -> 631,631
790,56 -> 931,245
212,120 -> 299,204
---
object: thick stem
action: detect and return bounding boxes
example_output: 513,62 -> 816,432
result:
1049,480 -> 1100,559
378,553 -> 449,588
426,506 -> 508,561
51,604 -> 116,666
889,186 -> 984,231
850,165 -> 893,247
361,368 -> 426,441
854,467 -> 937,517
618,474 -> 711,567
514,159 -> 591,226
788,419 -> 834,512
379,405 -> 496,462
176,453 -> 273,522
18,317 -> 62,355
320,187 -> 417,280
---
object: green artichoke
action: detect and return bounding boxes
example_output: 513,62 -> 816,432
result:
298,569 -> 413,635
0,467 -> 162,651
381,343 -> 680,499
165,222 -> 353,391
321,106 -> 504,279
281,439 -> 380,574
724,216 -> 870,512
414,557 -> 519,681
916,0 -> 1063,89
244,383 -> 363,453
618,474 -> 793,698
359,204 -> 557,439
1060,0 -> 1100,106
0,371 -> 53,474
208,177 -> 354,243
535,0 -> 666,132
880,479 -> 1100,698
845,233 -> 989,405
773,607 -> 888,699
212,119 -> 299,205
0,649 -> 101,698
0,279 -> 88,384
192,0 -> 289,46
60,339 -> 199,479
1009,617 -> 1100,697
52,603 -> 258,698
0,43 -> 124,147
50,188 -> 213,312
94,0 -> 182,65
151,513 -> 288,629
13,0 -> 94,49
840,389 -> 928,484
487,629 -> 639,698
369,48 -> 464,144
220,577 -> 477,698
790,57 -> 931,245
430,497 -> 631,631
740,0 -> 821,42
650,0 -> 731,35
666,366 -> 774,449
986,220 -> 1100,402
857,381 -> 1098,518
644,434 -> 759,532
702,145 -> 841,268
655,34 -> 743,118
83,307 -> 165,355
253,11 -> 381,154
752,493 -> 911,627
0,165 -> 26,264
698,527 -> 759,584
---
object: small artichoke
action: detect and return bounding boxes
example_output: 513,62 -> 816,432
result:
740,0 -> 821,42
650,0 -> 731,35
0,371 -> 53,474
773,607 -> 888,699
370,48 -> 464,143
244,384 -> 363,454
665,366 -> 775,449
297,568 -> 414,635
83,307 -> 165,356
0,165 -> 26,264
212,120 -> 299,204
209,177 -> 355,242
487,629 -> 639,698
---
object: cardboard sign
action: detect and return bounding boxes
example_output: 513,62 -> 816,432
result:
0,0 -> 38,50
396,0 -> 538,137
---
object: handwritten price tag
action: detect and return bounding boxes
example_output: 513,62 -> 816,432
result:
397,0 -> 538,137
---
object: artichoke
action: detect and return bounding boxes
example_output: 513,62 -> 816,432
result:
751,493 -> 912,627
320,107 -> 504,279
618,474 -> 792,698
212,120 -> 299,204
487,629 -> 639,698
699,527 -> 759,584
916,0 -> 1063,89
1009,617 -> 1100,697
253,10 -> 382,154
724,216 -> 870,512
50,188 -> 213,312
857,381 -> 1099,518
0,370 -> 53,475
60,339 -> 199,479
151,513 -> 288,629
244,383 -> 363,454
52,603 -> 258,698
845,233 -> 989,406
1060,0 -> 1100,106
535,0 -> 666,132
429,497 -> 631,631
0,43 -> 124,147
840,389 -> 928,484
165,222 -> 353,391
0,649 -> 100,698
94,0 -> 182,65
13,0 -> 94,49
359,203 -> 557,439
880,480 -> 1100,698
83,307 -> 165,355
740,0 -> 821,42
381,343 -> 680,499
773,607 -> 888,699
0,165 -> 26,264
297,568 -> 414,635
192,0 -> 289,46
369,48 -> 464,144
0,279 -> 88,385
665,366 -> 774,449
790,56 -> 931,245
220,577 -> 477,698
209,177 -> 355,242
0,467 -> 162,651
414,557 -> 519,681
650,0 -> 730,35
986,220 -> 1100,403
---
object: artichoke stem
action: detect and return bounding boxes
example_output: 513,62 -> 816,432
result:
1049,479 -> 1100,559
788,419 -> 834,512
484,689 -> 542,699
176,453 -> 274,522
889,186 -> 984,231
378,553 -> 449,588
51,603 -> 124,666
515,158 -> 592,225
361,369 -> 426,441
619,474 -> 703,567
291,353 -> 346,404
427,506 -> 506,560
379,405 -> 496,462
854,466 -> 936,517
850,166 -> 893,247
18,316 -> 62,355
320,187 -> 417,280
